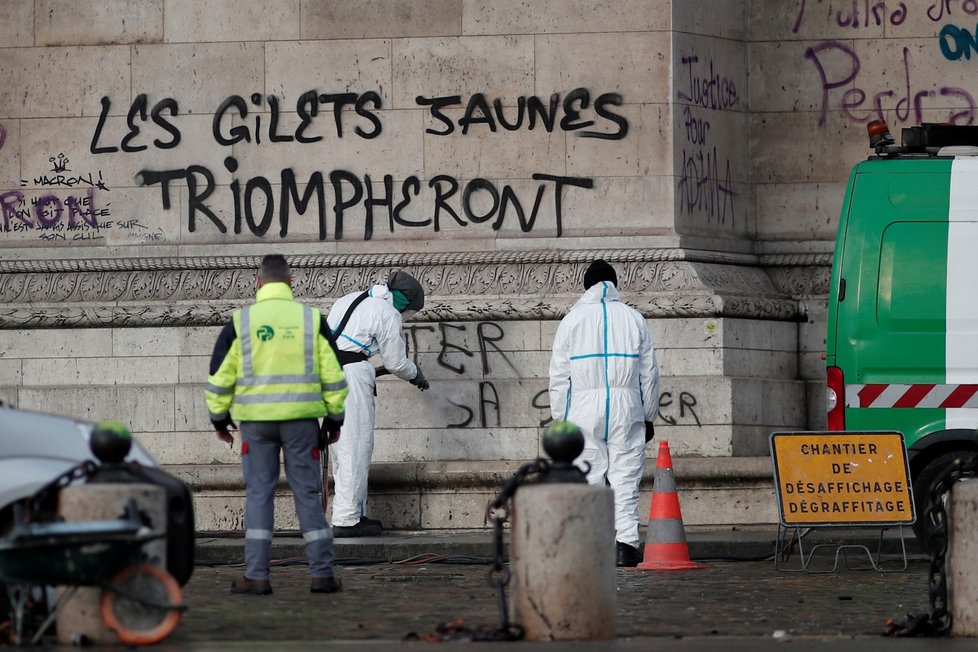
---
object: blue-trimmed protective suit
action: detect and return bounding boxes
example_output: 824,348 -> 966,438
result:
548,280 -> 660,548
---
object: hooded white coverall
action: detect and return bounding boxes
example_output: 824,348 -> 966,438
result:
326,284 -> 419,528
548,281 -> 660,548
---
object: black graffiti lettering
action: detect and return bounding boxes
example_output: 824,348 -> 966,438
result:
138,168 -> 186,210
679,391 -> 701,426
244,176 -> 274,236
401,324 -> 435,365
34,196 -> 63,228
532,389 -> 553,428
150,98 -> 181,149
354,91 -> 383,139
393,177 -> 430,228
267,96 -> 294,143
417,94 -> 461,136
479,381 -> 501,428
437,323 -> 471,374
527,93 -> 560,132
459,93 -> 497,134
584,93 -> 628,140
329,170 -> 364,241
90,96 -> 119,154
559,88 -> 595,132
530,173 -> 594,237
462,179 -> 499,224
430,175 -> 463,231
477,322 -> 518,375
493,96 -> 525,131
281,169 -> 326,239
658,392 -> 677,425
447,399 -> 474,428
252,93 -> 264,145
121,94 -> 149,153
213,95 -> 250,146
415,90 -> 627,137
135,164 -> 592,241
364,174 -> 394,236
90,95 -> 183,154
295,91 -> 322,144
66,189 -> 99,228
186,165 -> 225,233
318,92 -> 357,138
495,183 -> 545,232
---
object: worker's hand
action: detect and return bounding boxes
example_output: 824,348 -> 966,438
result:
212,415 -> 237,448
320,417 -> 342,447
644,421 -> 656,444
216,429 -> 234,447
409,366 -> 429,391
325,428 -> 341,445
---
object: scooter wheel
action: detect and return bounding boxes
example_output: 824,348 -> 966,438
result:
100,564 -> 183,645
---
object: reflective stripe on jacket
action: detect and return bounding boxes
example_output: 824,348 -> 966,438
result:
206,282 -> 348,422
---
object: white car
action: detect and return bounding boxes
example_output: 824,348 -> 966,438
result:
0,403 -> 194,586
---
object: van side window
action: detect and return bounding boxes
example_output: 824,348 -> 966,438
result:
878,222 -> 946,332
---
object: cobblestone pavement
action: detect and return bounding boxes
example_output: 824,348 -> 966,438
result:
161,558 -> 936,646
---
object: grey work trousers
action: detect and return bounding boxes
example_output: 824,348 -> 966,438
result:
241,419 -> 334,580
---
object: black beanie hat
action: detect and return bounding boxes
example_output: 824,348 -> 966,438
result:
387,270 -> 425,311
583,259 -> 618,290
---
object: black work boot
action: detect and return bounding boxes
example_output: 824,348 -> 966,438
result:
332,516 -> 383,538
616,541 -> 642,568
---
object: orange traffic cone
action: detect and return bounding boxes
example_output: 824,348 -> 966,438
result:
636,440 -> 708,570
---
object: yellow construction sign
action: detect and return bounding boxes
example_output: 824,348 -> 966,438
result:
770,431 -> 915,526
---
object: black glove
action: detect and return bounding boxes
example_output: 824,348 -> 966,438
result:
319,417 -> 342,449
409,366 -> 429,391
212,414 -> 237,431
644,421 -> 656,444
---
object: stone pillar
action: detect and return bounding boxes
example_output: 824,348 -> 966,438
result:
950,478 -> 978,636
509,483 -> 616,640
55,483 -> 167,646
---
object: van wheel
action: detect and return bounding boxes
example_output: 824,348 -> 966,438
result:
911,451 -> 975,542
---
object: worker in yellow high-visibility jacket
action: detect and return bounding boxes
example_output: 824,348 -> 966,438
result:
206,254 -> 348,596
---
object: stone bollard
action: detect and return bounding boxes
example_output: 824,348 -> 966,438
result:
509,482 -> 616,640
950,477 -> 978,636
55,482 -> 167,646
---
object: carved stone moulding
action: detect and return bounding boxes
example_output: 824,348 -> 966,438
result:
0,248 -> 801,328
758,253 -> 833,298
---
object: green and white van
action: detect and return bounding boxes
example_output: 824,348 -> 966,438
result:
826,122 -> 978,534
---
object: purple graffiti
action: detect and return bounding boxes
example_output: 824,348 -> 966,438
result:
929,0 -> 978,22
677,147 -> 736,227
805,41 -> 977,127
795,0 -> 974,32
836,1 -> 907,28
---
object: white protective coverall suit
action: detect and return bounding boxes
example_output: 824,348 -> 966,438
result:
548,280 -> 660,549
326,277 -> 425,529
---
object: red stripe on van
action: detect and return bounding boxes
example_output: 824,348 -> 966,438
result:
848,383 -> 978,408
941,384 -> 978,408
857,384 -> 888,407
892,383 -> 935,408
